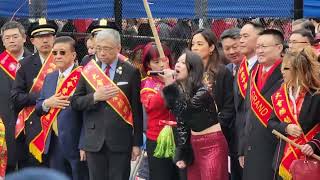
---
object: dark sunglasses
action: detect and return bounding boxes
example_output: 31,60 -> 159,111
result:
283,67 -> 290,71
52,50 -> 66,56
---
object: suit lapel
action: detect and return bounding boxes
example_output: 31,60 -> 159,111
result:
261,65 -> 282,95
51,71 -> 59,94
113,59 -> 123,84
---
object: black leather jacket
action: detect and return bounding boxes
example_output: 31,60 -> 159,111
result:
163,83 -> 218,163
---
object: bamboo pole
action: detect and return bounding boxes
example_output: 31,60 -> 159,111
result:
272,130 -> 320,161
142,0 -> 165,58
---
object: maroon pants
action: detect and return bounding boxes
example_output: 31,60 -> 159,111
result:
188,131 -> 229,180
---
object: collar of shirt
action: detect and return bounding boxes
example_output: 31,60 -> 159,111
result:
101,59 -> 118,80
59,63 -> 75,78
17,50 -> 24,61
247,55 -> 258,70
262,65 -> 272,72
39,54 -> 46,64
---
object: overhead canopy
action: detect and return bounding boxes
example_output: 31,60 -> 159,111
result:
304,0 -> 320,17
0,0 -> 294,19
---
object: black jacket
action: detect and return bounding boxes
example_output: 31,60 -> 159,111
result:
163,83 -> 218,164
0,49 -> 31,166
71,59 -> 143,152
268,90 -> 320,172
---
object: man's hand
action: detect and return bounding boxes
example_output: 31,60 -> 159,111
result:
239,156 -> 245,168
93,85 -> 119,102
80,149 -> 86,161
131,146 -> 141,161
44,93 -> 70,109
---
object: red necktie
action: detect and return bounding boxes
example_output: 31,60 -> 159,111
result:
104,65 -> 111,77
259,69 -> 268,89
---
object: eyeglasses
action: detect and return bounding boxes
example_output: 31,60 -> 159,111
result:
96,46 -> 115,52
288,41 -> 309,44
256,44 -> 279,50
282,67 -> 290,71
52,50 -> 66,56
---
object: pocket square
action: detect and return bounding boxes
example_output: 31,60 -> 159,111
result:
117,81 -> 128,86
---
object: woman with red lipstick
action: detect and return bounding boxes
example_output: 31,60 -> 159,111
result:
162,50 -> 228,180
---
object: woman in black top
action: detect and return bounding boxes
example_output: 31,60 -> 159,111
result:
162,50 -> 228,180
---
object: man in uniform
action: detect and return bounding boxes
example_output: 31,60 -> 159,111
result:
11,18 -> 58,167
0,20 -> 31,173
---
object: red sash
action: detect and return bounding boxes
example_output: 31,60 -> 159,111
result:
271,84 -> 320,179
249,65 -> 273,127
82,60 -> 133,126
15,53 -> 56,138
0,50 -> 18,79
237,57 -> 249,98
29,67 -> 82,162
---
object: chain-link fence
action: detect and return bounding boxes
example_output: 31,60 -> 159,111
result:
0,17 -> 293,64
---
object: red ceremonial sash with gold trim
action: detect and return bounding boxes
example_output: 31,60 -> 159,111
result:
271,84 -> 320,180
82,60 -> 133,126
249,65 -> 273,127
0,50 -> 18,79
15,53 -> 56,138
29,67 -> 82,162
237,57 -> 249,98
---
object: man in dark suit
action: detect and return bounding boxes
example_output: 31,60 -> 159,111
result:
0,21 -> 31,173
11,18 -> 58,167
221,28 -> 244,180
35,36 -> 88,180
242,29 -> 284,180
71,29 -> 143,180
237,22 -> 264,168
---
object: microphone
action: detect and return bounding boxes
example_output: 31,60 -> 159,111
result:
147,71 -> 164,76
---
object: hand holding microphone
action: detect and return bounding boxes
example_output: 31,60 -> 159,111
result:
158,69 -> 175,86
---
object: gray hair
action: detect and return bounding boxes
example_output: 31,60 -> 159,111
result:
1,21 -> 26,37
95,29 -> 121,46
220,28 -> 240,41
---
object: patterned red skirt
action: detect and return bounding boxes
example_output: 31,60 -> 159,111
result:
187,131 -> 228,180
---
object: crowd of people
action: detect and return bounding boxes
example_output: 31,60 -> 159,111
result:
0,16 -> 319,180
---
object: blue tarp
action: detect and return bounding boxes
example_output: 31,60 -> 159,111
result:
0,0 -> 294,19
304,0 -> 320,17
0,0 -> 29,18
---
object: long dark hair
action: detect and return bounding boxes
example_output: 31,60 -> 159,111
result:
179,50 -> 204,98
189,29 -> 222,85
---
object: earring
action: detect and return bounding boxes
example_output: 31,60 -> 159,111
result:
209,52 -> 213,55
